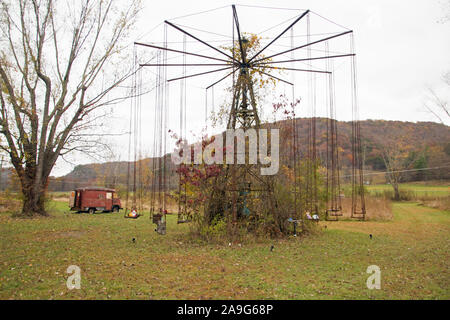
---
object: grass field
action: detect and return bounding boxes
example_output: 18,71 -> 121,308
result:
0,194 -> 449,299
366,183 -> 449,197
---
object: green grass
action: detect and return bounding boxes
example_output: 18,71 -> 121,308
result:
0,199 -> 449,299
366,183 -> 449,197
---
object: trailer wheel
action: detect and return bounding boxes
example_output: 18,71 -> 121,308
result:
88,208 -> 95,214
112,206 -> 119,213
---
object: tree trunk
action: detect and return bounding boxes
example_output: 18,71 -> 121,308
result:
18,180 -> 48,217
393,183 -> 400,201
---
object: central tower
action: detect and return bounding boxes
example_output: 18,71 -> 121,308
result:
205,16 -> 280,233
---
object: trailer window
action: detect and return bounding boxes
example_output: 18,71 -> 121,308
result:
98,194 -> 105,199
106,192 -> 112,200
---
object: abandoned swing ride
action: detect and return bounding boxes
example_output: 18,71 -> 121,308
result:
124,4 -> 366,236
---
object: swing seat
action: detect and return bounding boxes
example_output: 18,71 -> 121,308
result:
125,214 -> 141,219
124,209 -> 142,219
124,213 -> 141,219
326,208 -> 343,217
351,212 -> 365,220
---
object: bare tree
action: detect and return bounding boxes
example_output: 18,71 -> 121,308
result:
425,1 -> 450,123
423,80 -> 449,124
380,138 -> 418,201
381,147 -> 405,201
0,0 -> 141,216
438,0 -> 450,23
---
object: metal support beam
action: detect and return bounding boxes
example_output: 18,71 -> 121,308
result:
206,67 -> 238,90
167,66 -> 234,82
134,42 -> 231,63
254,53 -> 356,65
261,65 -> 331,74
252,30 -> 353,64
249,67 -> 294,86
140,63 -> 232,67
248,10 -> 310,63
164,20 -> 239,63
232,5 -> 246,64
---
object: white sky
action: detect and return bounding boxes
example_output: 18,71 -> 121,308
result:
136,0 -> 450,121
50,0 -> 450,177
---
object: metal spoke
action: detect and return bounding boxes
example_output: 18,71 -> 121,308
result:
232,5 -> 246,64
164,20 -> 239,64
252,30 -> 353,64
261,65 -> 331,74
206,68 -> 238,90
248,10 -> 310,63
254,53 -> 356,65
135,42 -> 232,63
167,66 -> 234,82
140,63 -> 233,67
250,67 -> 293,85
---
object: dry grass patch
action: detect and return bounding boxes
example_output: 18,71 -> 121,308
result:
324,202 -> 450,242
0,192 -> 21,214
417,196 -> 450,211
339,196 -> 393,221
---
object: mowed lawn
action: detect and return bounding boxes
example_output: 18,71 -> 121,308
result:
0,199 -> 449,299
366,183 -> 450,197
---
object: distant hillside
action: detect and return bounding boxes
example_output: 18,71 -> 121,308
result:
271,118 -> 450,183
2,119 -> 448,192
283,118 -> 450,175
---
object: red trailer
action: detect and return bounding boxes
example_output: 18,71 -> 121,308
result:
69,187 -> 122,214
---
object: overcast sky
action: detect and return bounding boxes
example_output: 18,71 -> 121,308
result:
138,0 -> 450,120
50,0 -> 450,176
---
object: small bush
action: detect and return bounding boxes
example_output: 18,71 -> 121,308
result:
196,215 -> 228,242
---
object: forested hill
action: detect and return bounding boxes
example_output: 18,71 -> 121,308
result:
2,119 -> 447,191
282,118 -> 450,172
51,119 -> 450,191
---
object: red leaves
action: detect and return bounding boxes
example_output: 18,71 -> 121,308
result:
177,164 -> 222,182
272,94 -> 301,120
